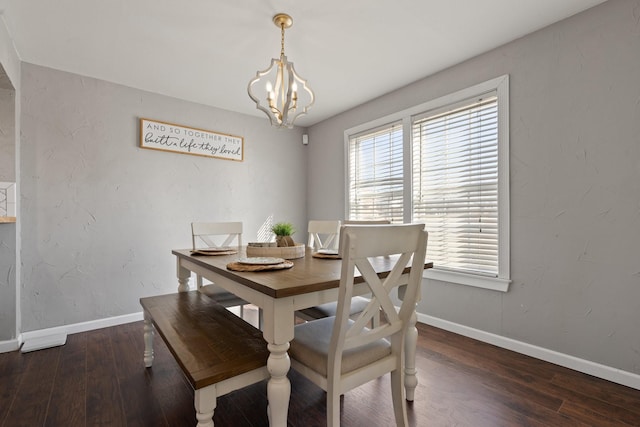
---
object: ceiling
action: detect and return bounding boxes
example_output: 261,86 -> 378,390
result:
1,0 -> 607,127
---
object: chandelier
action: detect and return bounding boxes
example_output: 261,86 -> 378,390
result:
247,13 -> 315,129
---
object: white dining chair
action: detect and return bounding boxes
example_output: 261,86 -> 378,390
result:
307,220 -> 341,251
297,219 -> 371,323
297,220 -> 391,324
191,222 -> 258,326
289,223 -> 428,427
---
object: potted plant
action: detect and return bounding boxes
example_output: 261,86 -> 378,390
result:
271,222 -> 296,247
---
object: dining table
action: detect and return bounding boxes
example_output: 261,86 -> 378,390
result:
172,246 -> 433,427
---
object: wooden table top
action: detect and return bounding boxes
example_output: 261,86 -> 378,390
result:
173,247 -> 433,299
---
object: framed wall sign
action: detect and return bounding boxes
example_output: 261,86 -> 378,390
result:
139,118 -> 244,161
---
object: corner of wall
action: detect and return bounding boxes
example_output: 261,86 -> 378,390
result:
0,14 -> 20,342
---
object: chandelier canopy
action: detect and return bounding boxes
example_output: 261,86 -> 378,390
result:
247,13 -> 315,129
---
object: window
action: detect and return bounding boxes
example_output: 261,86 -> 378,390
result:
346,76 -> 510,291
347,123 -> 404,223
412,96 -> 498,277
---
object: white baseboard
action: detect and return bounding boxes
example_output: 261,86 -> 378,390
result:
0,337 -> 21,353
6,310 -> 640,391
21,333 -> 67,353
418,313 -> 640,391
16,312 -> 144,352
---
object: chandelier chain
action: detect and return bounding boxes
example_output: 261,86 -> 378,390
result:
280,24 -> 286,58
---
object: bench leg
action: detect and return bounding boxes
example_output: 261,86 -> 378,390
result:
194,385 -> 217,427
143,310 -> 154,368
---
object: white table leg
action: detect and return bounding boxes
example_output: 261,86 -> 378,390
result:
262,301 -> 293,427
143,311 -> 154,368
266,342 -> 291,426
404,309 -> 418,401
177,258 -> 191,292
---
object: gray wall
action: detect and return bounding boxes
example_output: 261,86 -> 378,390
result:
0,221 -> 16,342
0,86 -> 15,180
0,86 -> 16,341
307,0 -> 640,374
0,18 -> 20,343
19,63 -> 308,332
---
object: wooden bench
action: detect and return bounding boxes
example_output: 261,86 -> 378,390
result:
140,291 -> 270,427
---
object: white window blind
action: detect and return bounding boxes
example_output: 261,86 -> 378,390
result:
348,123 -> 404,223
412,95 -> 499,277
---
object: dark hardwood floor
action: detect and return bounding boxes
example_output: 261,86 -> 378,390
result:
2,308 -> 640,426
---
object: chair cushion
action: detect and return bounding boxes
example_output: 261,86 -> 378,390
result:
297,296 -> 370,319
290,317 -> 391,376
199,285 -> 247,305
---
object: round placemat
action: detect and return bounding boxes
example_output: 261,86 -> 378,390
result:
191,249 -> 238,256
312,252 -> 341,259
226,260 -> 294,272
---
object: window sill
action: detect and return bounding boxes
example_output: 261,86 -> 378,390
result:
423,268 -> 510,292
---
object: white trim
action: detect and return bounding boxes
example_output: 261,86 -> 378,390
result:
423,269 -> 511,292
6,309 -> 639,391
18,312 -> 143,351
0,337 -> 21,353
496,75 -> 510,282
418,313 -> 640,391
402,116 -> 413,223
20,334 -> 67,353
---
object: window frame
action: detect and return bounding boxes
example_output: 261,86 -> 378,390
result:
344,75 -> 510,292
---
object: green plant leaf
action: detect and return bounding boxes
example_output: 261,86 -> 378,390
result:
271,222 -> 295,236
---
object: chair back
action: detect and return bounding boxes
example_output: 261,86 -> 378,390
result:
307,220 -> 341,250
191,222 -> 243,250
329,224 -> 428,384
338,219 -> 391,258
342,220 -> 391,225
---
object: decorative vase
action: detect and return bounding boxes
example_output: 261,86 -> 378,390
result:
276,235 -> 296,247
